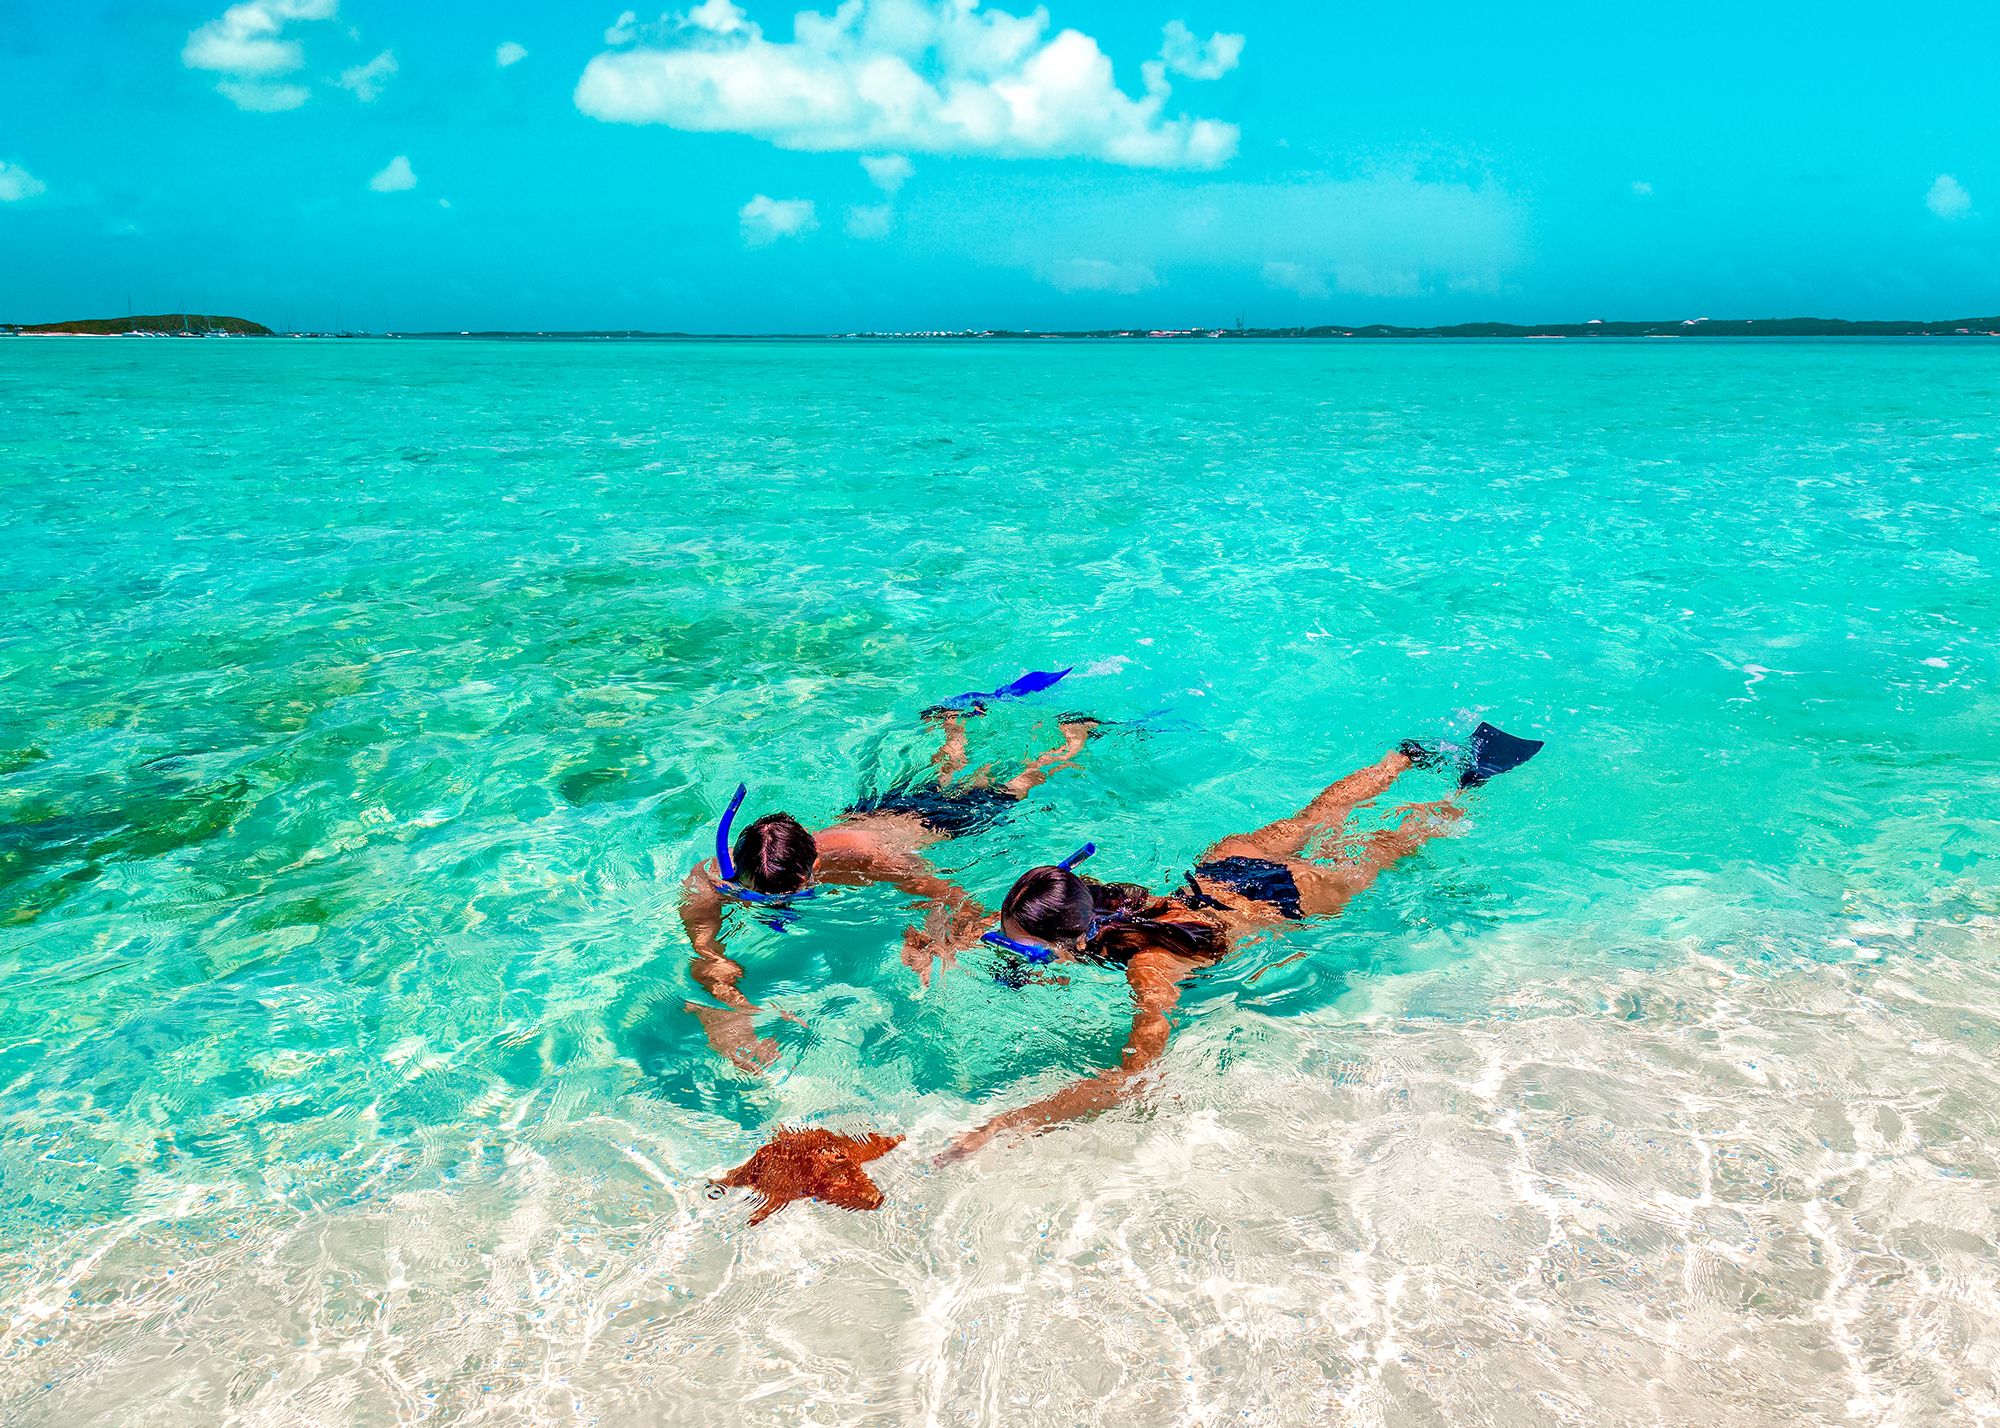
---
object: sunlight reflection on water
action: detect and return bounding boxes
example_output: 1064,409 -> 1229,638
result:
2,339 -> 1997,1423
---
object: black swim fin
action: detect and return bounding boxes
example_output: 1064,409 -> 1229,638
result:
1458,722 -> 1544,789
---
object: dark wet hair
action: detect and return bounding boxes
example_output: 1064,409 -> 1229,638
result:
1001,867 -> 1225,963
1000,866 -> 1096,944
731,813 -> 817,895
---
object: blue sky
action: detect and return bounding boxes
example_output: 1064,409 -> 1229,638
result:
2,0 -> 1996,331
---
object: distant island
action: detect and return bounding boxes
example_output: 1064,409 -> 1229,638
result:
1095,316 -> 2000,340
7,314 -> 1999,340
4,313 -> 274,336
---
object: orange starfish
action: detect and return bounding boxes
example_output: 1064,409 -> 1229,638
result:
711,1127 -> 904,1225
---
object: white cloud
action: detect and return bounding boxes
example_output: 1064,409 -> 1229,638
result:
338,49 -> 396,101
1261,261 -> 1326,298
688,0 -> 749,34
1044,257 -> 1157,293
740,193 -> 818,246
497,41 -> 529,67
183,0 -> 338,109
1630,179 -> 1653,197
1157,20 -> 1241,81
0,160 -> 47,203
846,202 -> 895,238
217,78 -> 311,110
183,0 -> 334,75
613,0 -> 748,43
369,154 -> 417,192
861,153 -> 914,192
1927,174 -> 1970,220
575,0 -> 1238,169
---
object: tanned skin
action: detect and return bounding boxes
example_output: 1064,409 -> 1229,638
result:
682,710 -> 1097,1072
943,749 -> 1464,1159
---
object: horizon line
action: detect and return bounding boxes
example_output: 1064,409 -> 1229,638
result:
10,312 -> 2000,341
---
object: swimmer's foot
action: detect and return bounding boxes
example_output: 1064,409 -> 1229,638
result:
921,702 -> 986,724
1056,714 -> 1101,755
1397,738 -> 1451,771
1400,724 -> 1545,786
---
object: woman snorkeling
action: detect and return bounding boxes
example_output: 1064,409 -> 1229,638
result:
943,722 -> 1543,1159
682,692 -> 1099,1072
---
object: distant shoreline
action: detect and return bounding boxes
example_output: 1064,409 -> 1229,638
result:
7,314 -> 2000,341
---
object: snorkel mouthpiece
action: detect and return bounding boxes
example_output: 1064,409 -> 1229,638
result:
983,929 -> 1060,965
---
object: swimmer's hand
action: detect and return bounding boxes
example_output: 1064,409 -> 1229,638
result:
1397,738 -> 1449,770
686,1000 -> 805,1076
901,928 -> 935,986
901,900 -> 987,988
936,1124 -> 996,1165
900,926 -> 962,988
730,1037 -> 783,1075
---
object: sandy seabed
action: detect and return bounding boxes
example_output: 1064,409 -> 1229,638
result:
6,918 -> 1997,1428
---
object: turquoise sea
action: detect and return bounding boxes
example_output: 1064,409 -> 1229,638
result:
2,339 -> 1997,1425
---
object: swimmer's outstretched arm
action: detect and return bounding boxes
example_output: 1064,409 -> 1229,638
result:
679,866 -> 792,1074
823,845 -> 989,987
941,950 -> 1192,1159
678,868 -> 737,998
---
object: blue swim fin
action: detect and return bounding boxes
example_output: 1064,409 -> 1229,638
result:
991,668 -> 1070,699
926,667 -> 1072,716
1458,722 -> 1544,789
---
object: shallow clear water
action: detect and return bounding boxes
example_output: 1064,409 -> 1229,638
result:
1,339 -> 1996,1424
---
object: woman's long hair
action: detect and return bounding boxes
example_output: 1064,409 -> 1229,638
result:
1000,867 -> 1227,964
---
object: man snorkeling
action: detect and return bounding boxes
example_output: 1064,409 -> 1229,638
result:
683,678 -> 1099,1072
943,722 -> 1544,1159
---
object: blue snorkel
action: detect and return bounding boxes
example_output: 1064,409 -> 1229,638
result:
713,783 -> 820,918
981,842 -> 1097,965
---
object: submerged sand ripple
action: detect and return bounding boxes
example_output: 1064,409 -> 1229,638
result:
5,936 -> 1996,1427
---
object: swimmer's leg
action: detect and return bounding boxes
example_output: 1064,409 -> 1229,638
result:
1200,749 -> 1415,863
998,716 -> 1099,798
928,710 -> 972,785
1285,799 -> 1463,918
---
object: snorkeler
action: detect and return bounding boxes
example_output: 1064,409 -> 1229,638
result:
942,722 -> 1543,1159
682,689 -> 1100,1072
